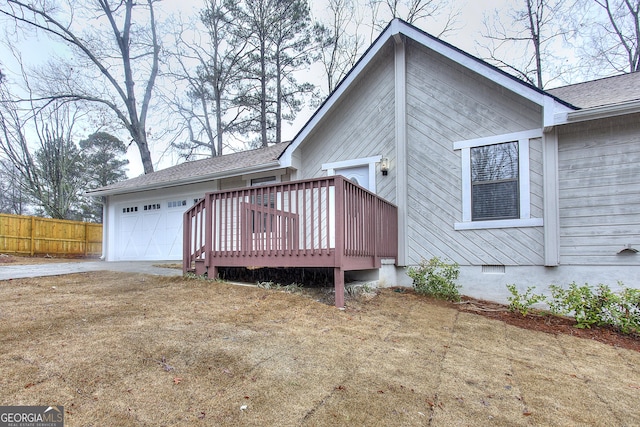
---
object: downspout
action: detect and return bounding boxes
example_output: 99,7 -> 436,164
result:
394,33 -> 408,266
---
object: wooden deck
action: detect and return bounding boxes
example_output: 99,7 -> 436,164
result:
183,176 -> 398,307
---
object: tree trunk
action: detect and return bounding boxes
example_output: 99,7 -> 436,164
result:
260,39 -> 268,147
276,48 -> 282,144
134,129 -> 155,174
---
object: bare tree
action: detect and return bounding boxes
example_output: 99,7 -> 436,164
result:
0,83 -> 86,219
0,0 -> 161,174
574,0 -> 640,74
479,0 -> 571,89
165,0 -> 252,159
0,160 -> 30,215
314,0 -> 365,95
367,0 -> 459,37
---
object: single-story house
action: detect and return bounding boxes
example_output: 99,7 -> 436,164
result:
88,19 -> 640,305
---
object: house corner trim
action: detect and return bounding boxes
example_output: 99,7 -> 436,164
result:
395,34 -> 408,266
543,128 -> 560,266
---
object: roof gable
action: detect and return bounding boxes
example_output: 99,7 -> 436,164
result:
279,19 -> 573,166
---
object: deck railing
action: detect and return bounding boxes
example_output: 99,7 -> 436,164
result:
183,176 -> 397,306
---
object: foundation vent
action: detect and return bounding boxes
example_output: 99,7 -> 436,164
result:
482,265 -> 505,274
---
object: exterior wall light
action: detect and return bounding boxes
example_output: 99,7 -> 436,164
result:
380,157 -> 390,176
618,244 -> 638,255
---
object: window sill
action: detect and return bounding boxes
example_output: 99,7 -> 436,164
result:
454,218 -> 543,230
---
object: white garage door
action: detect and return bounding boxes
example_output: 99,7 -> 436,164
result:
116,199 -> 187,261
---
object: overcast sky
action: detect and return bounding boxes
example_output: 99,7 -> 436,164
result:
0,0 -> 526,177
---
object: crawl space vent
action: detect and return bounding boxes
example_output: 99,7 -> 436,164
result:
482,265 -> 505,274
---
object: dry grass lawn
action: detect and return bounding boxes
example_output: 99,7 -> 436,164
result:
1,272 -> 639,426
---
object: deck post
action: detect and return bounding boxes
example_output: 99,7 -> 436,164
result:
334,177 -> 345,308
204,194 -> 213,272
209,265 -> 218,281
183,211 -> 190,273
334,267 -> 345,308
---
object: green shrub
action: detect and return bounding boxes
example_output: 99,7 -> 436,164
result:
407,257 -> 461,302
506,284 -> 546,316
548,283 -> 602,329
606,285 -> 640,334
546,282 -> 640,333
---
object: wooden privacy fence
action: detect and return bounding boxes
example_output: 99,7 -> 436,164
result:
0,214 -> 102,257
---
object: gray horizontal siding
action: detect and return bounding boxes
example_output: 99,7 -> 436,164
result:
405,41 -> 544,266
405,42 -> 541,143
558,114 -> 640,265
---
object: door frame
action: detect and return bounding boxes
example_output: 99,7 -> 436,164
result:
322,155 -> 382,193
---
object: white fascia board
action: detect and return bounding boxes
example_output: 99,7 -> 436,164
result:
544,98 -> 574,128
86,161 -> 281,197
553,99 -> 640,125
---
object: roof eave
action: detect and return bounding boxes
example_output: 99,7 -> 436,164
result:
553,99 -> 640,125
85,161 -> 282,197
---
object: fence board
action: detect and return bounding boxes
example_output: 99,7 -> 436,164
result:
0,214 -> 102,257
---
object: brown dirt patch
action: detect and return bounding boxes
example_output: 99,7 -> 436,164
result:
1,273 -> 639,426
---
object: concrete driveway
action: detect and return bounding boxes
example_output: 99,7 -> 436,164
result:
0,260 -> 183,281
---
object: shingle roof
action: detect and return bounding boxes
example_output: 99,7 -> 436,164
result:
88,143 -> 290,196
547,72 -> 640,109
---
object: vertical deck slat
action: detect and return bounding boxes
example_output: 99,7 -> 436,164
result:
310,181 -> 315,254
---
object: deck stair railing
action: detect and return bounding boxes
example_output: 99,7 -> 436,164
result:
183,175 -> 397,307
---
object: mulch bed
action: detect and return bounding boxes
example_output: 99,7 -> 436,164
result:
441,295 -> 640,352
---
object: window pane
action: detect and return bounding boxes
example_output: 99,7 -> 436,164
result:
472,181 -> 519,220
471,142 -> 518,182
471,142 -> 519,221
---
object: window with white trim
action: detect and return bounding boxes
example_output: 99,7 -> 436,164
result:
471,141 -> 519,221
453,129 -> 543,230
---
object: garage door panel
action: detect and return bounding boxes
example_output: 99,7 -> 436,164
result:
166,210 -> 184,259
119,215 -> 142,259
141,212 -> 165,259
115,198 -> 191,261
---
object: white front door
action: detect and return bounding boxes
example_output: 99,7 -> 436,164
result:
335,165 -> 371,191
322,155 -> 381,193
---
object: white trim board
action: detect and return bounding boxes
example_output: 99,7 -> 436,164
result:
452,129 -> 542,150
